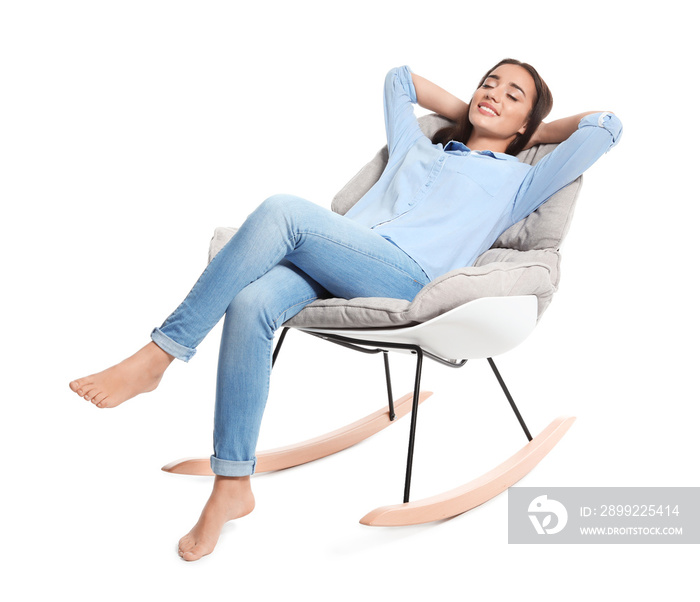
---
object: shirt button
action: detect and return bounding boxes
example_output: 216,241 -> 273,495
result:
598,112 -> 612,127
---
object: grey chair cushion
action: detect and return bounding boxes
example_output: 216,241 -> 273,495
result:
209,113 -> 581,329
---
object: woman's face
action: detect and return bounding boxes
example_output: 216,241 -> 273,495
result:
468,63 -> 536,144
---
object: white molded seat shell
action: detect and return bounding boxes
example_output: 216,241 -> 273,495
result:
300,295 -> 538,361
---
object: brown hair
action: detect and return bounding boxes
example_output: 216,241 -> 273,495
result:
431,58 -> 553,156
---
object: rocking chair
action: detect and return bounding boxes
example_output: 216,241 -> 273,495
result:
162,114 -> 579,526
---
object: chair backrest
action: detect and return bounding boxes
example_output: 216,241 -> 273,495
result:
331,113 -> 582,291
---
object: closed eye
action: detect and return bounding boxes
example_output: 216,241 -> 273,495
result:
483,83 -> 519,101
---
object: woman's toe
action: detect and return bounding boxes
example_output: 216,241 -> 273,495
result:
182,545 -> 205,561
179,534 -> 194,554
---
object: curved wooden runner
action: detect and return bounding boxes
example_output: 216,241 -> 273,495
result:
161,390 -> 433,476
360,416 -> 576,526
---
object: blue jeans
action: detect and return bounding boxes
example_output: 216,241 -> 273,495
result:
151,194 -> 429,476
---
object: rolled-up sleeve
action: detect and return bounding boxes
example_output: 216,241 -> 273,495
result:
511,112 -> 623,224
383,65 -> 425,160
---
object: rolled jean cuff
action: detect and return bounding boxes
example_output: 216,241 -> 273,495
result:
210,455 -> 256,476
150,327 -> 196,362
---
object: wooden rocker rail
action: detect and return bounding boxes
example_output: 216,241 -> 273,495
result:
162,390 -> 433,476
360,415 -> 576,526
163,327 -> 576,527
163,407 -> 575,527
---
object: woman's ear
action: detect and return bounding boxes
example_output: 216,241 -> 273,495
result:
518,120 -> 528,135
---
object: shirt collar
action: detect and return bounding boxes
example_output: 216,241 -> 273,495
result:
443,140 -> 517,162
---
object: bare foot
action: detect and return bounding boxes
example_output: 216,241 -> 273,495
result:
178,476 -> 255,562
69,342 -> 174,408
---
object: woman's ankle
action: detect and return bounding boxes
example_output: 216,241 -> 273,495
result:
145,341 -> 175,364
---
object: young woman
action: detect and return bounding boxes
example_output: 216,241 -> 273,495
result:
69,59 -> 622,561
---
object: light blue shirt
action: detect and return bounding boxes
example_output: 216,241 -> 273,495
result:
344,65 -> 623,281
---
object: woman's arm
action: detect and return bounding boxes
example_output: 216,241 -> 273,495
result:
511,112 -> 622,223
411,73 -> 469,122
528,111 -> 613,147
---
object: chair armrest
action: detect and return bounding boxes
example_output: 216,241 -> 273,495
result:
405,261 -> 555,323
475,247 -> 562,290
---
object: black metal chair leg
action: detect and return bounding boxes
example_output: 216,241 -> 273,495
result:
272,327 -> 289,368
487,357 -> 532,442
382,351 -> 396,421
403,348 -> 424,503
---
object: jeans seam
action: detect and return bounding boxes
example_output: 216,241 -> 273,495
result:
295,230 -> 427,285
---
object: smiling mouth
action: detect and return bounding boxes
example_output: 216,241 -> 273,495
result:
478,103 -> 498,116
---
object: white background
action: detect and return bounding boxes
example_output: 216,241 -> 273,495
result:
1,0 -> 697,599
